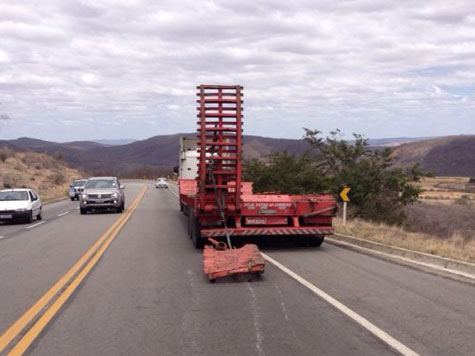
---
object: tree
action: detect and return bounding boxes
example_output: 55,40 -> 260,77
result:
243,129 -> 426,225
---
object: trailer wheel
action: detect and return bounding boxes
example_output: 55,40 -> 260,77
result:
188,210 -> 193,238
191,215 -> 205,249
308,235 -> 325,247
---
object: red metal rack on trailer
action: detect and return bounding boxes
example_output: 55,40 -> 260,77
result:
179,85 -> 337,281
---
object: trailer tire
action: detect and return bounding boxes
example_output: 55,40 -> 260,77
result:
191,215 -> 205,249
187,210 -> 193,238
309,235 -> 325,247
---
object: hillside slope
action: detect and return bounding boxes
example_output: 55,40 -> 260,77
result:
0,147 -> 84,201
4,133 -> 469,177
1,134 -> 310,176
392,135 -> 475,176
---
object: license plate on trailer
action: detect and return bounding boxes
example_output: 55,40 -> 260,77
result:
0,214 -> 12,219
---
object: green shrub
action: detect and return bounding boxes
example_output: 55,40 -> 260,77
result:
244,129 -> 427,225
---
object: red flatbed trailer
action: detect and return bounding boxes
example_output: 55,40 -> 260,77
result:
179,85 -> 337,252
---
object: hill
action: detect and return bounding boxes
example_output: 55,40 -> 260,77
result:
5,133 -> 469,177
0,146 -> 85,201
392,135 -> 475,176
0,134 -> 310,177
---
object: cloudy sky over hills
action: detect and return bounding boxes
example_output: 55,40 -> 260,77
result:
0,0 -> 474,141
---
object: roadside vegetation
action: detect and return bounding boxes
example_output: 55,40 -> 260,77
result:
243,130 -> 475,263
335,210 -> 475,263
0,146 -> 84,201
244,129 -> 426,224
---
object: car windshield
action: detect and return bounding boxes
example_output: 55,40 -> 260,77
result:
72,180 -> 87,187
0,191 -> 29,201
85,180 -> 116,189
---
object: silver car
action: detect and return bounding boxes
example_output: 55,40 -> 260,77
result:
69,179 -> 87,201
79,177 -> 125,214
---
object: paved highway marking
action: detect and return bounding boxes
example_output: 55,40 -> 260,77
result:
167,185 -> 417,355
57,211 -> 70,217
261,253 -> 420,356
0,186 -> 147,356
25,221 -> 46,229
167,183 -> 179,198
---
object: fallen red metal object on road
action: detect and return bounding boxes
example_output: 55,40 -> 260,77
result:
203,238 -> 266,282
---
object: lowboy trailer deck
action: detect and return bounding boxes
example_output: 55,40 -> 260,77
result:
179,85 -> 337,280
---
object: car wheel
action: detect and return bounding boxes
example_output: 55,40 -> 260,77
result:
26,210 -> 33,223
80,208 -> 87,215
70,197 -> 75,201
37,208 -> 42,220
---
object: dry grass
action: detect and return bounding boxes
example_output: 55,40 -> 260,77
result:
334,217 -> 475,263
418,176 -> 475,202
0,147 -> 84,202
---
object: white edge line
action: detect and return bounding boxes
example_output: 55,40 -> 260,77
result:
169,184 -> 417,355
57,211 -> 70,217
25,221 -> 46,229
168,187 -> 179,198
261,252 -> 420,356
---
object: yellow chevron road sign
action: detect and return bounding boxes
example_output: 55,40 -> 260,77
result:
340,186 -> 351,202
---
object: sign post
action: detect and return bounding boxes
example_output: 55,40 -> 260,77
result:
339,186 -> 351,225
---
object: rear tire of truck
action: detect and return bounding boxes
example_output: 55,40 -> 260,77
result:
191,215 -> 205,249
187,210 -> 193,238
309,235 -> 325,247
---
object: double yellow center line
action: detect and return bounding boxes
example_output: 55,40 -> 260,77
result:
0,185 -> 147,356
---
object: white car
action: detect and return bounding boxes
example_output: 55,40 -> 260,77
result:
155,178 -> 168,189
0,189 -> 42,223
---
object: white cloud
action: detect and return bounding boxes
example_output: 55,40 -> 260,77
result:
0,0 -> 474,141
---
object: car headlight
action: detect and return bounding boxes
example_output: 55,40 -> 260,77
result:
112,192 -> 119,198
81,194 -> 88,199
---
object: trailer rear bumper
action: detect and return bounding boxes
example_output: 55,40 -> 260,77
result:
201,226 -> 334,237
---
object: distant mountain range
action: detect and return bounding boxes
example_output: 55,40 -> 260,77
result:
391,135 -> 475,176
1,134 -> 473,177
94,139 -> 137,146
0,134 -> 313,177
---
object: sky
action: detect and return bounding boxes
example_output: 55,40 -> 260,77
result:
0,0 -> 475,142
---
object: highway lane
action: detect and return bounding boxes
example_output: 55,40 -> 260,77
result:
264,244 -> 475,356
0,198 -> 79,239
0,183 -> 144,343
1,181 -> 473,355
19,183 -> 398,356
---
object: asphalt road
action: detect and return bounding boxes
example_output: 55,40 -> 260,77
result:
0,181 -> 474,356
